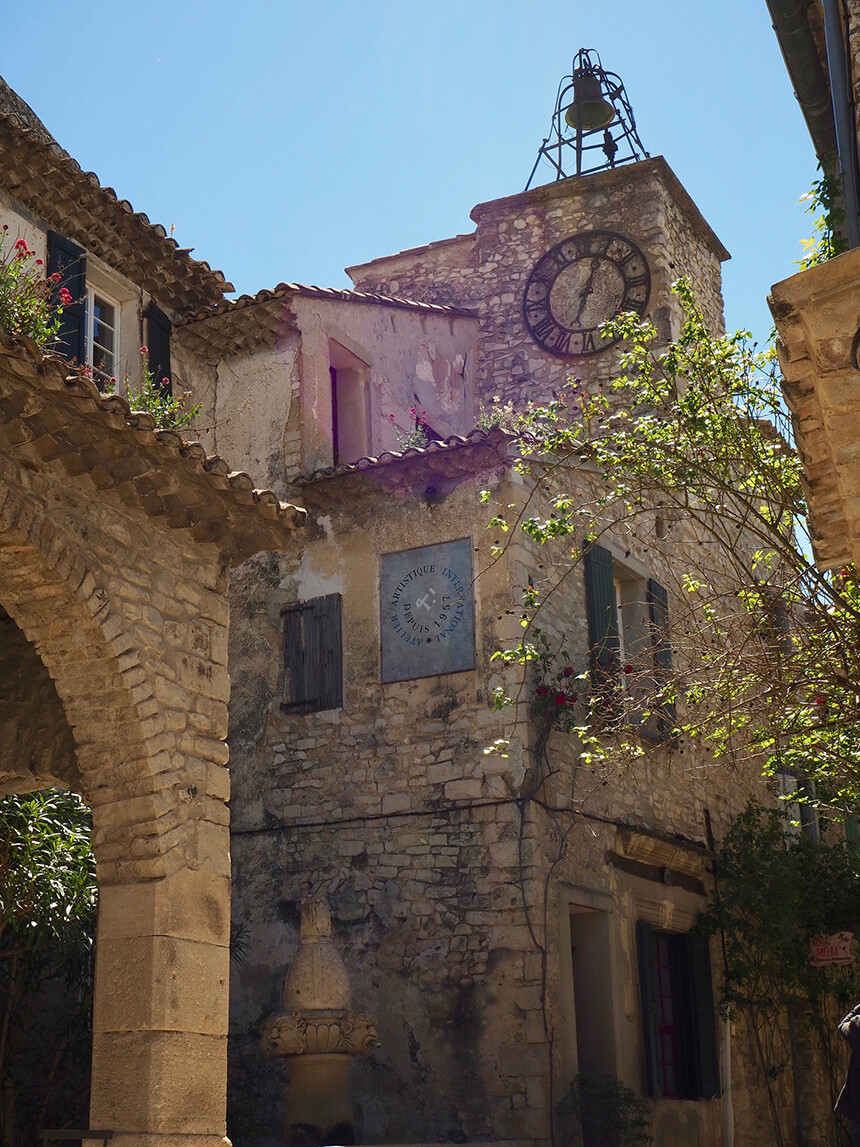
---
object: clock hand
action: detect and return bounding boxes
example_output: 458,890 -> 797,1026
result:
573,257 -> 602,325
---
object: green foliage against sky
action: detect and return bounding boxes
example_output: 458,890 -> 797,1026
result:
485,280 -> 860,803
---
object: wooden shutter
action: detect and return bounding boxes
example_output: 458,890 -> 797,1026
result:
47,232 -> 86,363
683,931 -> 720,1099
584,545 -> 620,675
281,595 -> 343,713
636,920 -> 662,1098
147,301 -> 172,396
647,578 -> 676,740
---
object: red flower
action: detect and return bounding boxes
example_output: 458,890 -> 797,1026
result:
562,666 -> 574,678
568,695 -> 578,705
388,413 -> 395,422
35,258 -> 42,265
554,692 -> 567,706
1,224 -> 7,231
58,288 -> 73,306
50,272 -> 61,284
535,685 -> 549,696
14,239 -> 27,250
624,664 -> 633,674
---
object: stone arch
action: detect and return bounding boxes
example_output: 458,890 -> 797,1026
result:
0,483 -> 233,1147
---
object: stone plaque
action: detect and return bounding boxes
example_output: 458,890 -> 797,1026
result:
381,539 -> 475,683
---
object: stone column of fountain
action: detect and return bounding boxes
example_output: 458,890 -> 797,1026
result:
261,895 -> 379,1147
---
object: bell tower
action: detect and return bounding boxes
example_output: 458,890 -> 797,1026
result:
347,51 -> 729,410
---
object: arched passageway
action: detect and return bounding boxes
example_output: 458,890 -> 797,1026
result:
0,342 -> 303,1147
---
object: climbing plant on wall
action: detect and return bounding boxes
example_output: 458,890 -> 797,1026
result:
482,277 -> 860,805
700,802 -> 860,1146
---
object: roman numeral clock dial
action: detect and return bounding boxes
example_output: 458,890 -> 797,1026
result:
523,230 -> 651,357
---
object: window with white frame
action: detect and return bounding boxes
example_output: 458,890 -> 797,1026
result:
86,288 -> 119,386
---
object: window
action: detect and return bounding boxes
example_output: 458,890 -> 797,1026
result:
281,594 -> 343,713
48,232 -> 173,394
86,287 -> 119,386
584,544 -> 675,739
776,770 -> 820,842
329,340 -> 369,464
636,922 -> 719,1100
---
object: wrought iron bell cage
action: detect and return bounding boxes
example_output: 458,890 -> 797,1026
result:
526,48 -> 649,189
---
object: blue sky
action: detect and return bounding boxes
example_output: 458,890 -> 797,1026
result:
4,1 -> 815,346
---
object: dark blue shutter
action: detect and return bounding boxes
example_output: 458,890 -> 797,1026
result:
636,920 -> 661,1097
584,545 -> 619,676
47,232 -> 86,364
147,301 -> 172,396
684,932 -> 720,1099
647,578 -> 676,741
282,595 -> 343,712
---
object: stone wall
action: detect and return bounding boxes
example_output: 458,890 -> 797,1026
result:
348,158 -> 728,410
225,444 -> 800,1146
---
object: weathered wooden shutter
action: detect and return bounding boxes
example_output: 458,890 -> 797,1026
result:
647,578 -> 675,740
47,232 -> 86,363
281,594 -> 343,712
147,301 -> 172,396
584,544 -> 619,675
636,920 -> 661,1098
683,931 -> 720,1099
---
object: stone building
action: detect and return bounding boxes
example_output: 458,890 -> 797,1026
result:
174,154 -> 801,1144
0,79 -> 306,1147
768,0 -> 860,567
0,68 -> 834,1147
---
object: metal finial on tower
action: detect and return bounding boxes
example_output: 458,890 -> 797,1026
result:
525,49 -> 649,189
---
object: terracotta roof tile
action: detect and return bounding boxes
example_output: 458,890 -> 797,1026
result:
300,427 -> 515,485
180,281 -> 476,323
0,337 -> 305,566
0,78 -> 232,315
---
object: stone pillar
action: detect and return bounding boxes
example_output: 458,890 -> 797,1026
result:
89,864 -> 231,1147
261,896 -> 378,1147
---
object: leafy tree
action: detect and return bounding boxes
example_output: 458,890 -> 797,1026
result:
700,802 -> 860,1145
484,278 -> 860,803
0,789 -> 96,1146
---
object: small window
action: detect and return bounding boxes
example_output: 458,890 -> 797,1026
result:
329,340 -> 369,465
637,922 -> 719,1100
584,545 -> 675,739
87,288 -> 118,386
281,594 -> 343,713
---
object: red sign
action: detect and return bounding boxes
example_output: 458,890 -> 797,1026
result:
809,932 -> 855,967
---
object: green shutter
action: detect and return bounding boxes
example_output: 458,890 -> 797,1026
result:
47,232 -> 86,364
636,920 -> 661,1097
647,578 -> 676,741
584,545 -> 619,675
282,595 -> 343,712
684,931 -> 720,1099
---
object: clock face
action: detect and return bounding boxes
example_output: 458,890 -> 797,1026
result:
523,230 -> 650,357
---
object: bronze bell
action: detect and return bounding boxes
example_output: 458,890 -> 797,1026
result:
565,70 -> 615,131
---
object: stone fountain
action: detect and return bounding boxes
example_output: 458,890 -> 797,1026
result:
261,895 -> 379,1146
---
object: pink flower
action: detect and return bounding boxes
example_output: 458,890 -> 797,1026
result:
14,239 -> 27,250
139,345 -> 149,355
50,272 -> 61,284
162,377 -> 169,384
58,288 -> 73,306
388,413 -> 395,422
